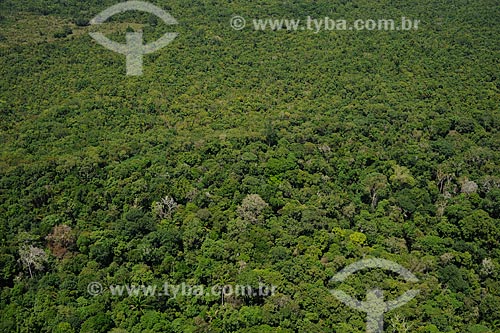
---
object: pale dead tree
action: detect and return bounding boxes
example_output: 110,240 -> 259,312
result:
154,195 -> 178,219
19,245 -> 48,278
436,200 -> 447,217
362,173 -> 387,209
480,258 -> 496,276
236,194 -> 268,224
436,168 -> 453,194
318,143 -> 331,154
481,176 -> 500,193
461,179 -> 478,195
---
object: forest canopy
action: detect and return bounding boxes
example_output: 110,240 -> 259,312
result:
0,0 -> 499,332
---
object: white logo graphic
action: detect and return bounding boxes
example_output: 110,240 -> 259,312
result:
89,1 -> 178,76
330,258 -> 420,333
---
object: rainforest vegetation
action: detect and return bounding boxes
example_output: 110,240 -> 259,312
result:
0,0 -> 499,332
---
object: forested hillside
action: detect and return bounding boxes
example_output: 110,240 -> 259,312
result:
0,0 -> 499,332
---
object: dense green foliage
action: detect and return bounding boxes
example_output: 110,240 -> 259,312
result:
0,0 -> 499,332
